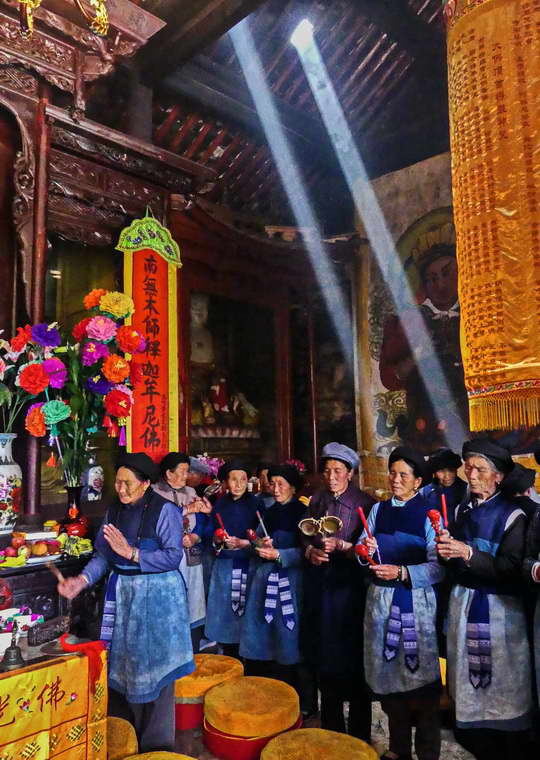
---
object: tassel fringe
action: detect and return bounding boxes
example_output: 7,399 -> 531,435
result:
469,389 -> 540,431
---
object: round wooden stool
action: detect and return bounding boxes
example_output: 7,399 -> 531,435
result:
261,728 -> 379,759
203,676 -> 301,760
107,716 -> 138,760
174,653 -> 244,730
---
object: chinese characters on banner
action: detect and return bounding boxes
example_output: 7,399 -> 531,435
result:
118,216 -> 181,461
0,651 -> 107,759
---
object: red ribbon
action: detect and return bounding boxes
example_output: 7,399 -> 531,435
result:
59,633 -> 105,694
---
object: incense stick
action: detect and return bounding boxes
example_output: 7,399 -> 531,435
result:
255,510 -> 269,538
46,561 -> 64,583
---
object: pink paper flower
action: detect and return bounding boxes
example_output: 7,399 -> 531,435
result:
86,316 -> 117,343
82,341 -> 109,366
42,358 -> 67,389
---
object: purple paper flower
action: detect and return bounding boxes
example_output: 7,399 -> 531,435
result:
42,358 -> 67,389
31,323 -> 61,348
86,373 -> 112,395
82,341 -> 109,367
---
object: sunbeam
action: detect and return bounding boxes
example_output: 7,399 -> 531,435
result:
291,19 -> 466,448
229,18 -> 354,364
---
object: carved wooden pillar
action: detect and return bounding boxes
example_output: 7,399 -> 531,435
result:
25,84 -> 51,516
0,115 -> 16,334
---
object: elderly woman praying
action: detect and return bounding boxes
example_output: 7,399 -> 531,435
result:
58,452 -> 194,753
437,438 -> 532,760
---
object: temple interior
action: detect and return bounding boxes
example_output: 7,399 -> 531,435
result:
0,1 -> 538,759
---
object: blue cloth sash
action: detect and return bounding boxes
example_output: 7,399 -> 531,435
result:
384,585 -> 419,673
100,571 -> 119,648
231,557 -> 248,616
264,568 -> 296,630
466,589 -> 491,689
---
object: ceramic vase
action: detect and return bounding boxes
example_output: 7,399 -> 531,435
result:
0,434 -> 22,533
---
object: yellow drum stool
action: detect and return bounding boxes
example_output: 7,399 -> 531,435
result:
261,728 -> 378,759
203,676 -> 301,760
175,653 -> 243,730
107,716 -> 138,759
123,754 -> 197,760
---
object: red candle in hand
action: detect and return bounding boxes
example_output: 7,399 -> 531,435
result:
427,509 -> 443,537
355,543 -> 377,565
357,507 -> 373,539
441,493 -> 449,528
213,528 -> 227,544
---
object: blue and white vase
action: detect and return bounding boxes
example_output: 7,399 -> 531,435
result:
0,433 -> 22,532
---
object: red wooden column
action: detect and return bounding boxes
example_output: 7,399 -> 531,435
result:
274,300 -> 292,461
25,84 -> 51,516
306,304 -> 319,474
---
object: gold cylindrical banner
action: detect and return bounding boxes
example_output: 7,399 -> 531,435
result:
447,0 -> 540,430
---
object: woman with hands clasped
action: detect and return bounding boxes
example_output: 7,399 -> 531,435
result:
203,459 -> 259,658
58,452 -> 194,754
240,464 -> 306,682
359,446 -> 444,760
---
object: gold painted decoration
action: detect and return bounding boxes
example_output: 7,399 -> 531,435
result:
73,0 -> 109,36
447,0 -> 540,430
18,0 -> 108,38
18,0 -> 42,39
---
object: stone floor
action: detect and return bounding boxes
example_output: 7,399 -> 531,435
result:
174,702 -> 474,759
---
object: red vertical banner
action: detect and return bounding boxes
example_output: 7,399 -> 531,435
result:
118,216 -> 181,462
130,249 -> 169,460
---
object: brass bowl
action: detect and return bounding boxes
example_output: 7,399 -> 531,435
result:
298,518 -> 321,536
320,515 -> 343,536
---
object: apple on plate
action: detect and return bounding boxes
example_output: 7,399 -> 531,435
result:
31,541 -> 48,557
11,533 -> 27,550
46,540 -> 61,554
4,547 -> 17,558
17,545 -> 31,559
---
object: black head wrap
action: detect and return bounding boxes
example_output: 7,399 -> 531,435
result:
388,446 -> 428,484
268,464 -> 304,491
116,452 -> 158,483
428,448 -> 462,474
462,438 -> 514,474
501,463 -> 536,496
217,459 -> 251,482
159,452 -> 190,478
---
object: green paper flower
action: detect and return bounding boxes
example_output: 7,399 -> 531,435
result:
42,399 -> 71,426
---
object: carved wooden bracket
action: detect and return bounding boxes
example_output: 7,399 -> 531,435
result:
0,0 -> 165,110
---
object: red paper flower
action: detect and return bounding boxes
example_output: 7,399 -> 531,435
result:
104,388 -> 132,418
72,317 -> 92,342
10,325 -> 32,352
116,326 -> 145,354
18,363 -> 49,394
83,288 -> 108,310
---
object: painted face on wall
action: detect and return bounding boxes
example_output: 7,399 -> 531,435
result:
423,255 -> 458,312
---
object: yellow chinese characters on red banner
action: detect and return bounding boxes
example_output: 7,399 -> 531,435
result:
0,652 -> 107,759
118,216 -> 181,461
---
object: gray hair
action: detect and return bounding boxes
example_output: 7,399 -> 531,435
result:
464,452 -> 504,476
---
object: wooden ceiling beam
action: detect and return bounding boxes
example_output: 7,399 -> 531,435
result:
141,0 -> 268,85
159,56 -> 338,169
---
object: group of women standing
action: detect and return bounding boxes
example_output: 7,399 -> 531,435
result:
360,438 -> 538,760
56,435 -> 540,760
